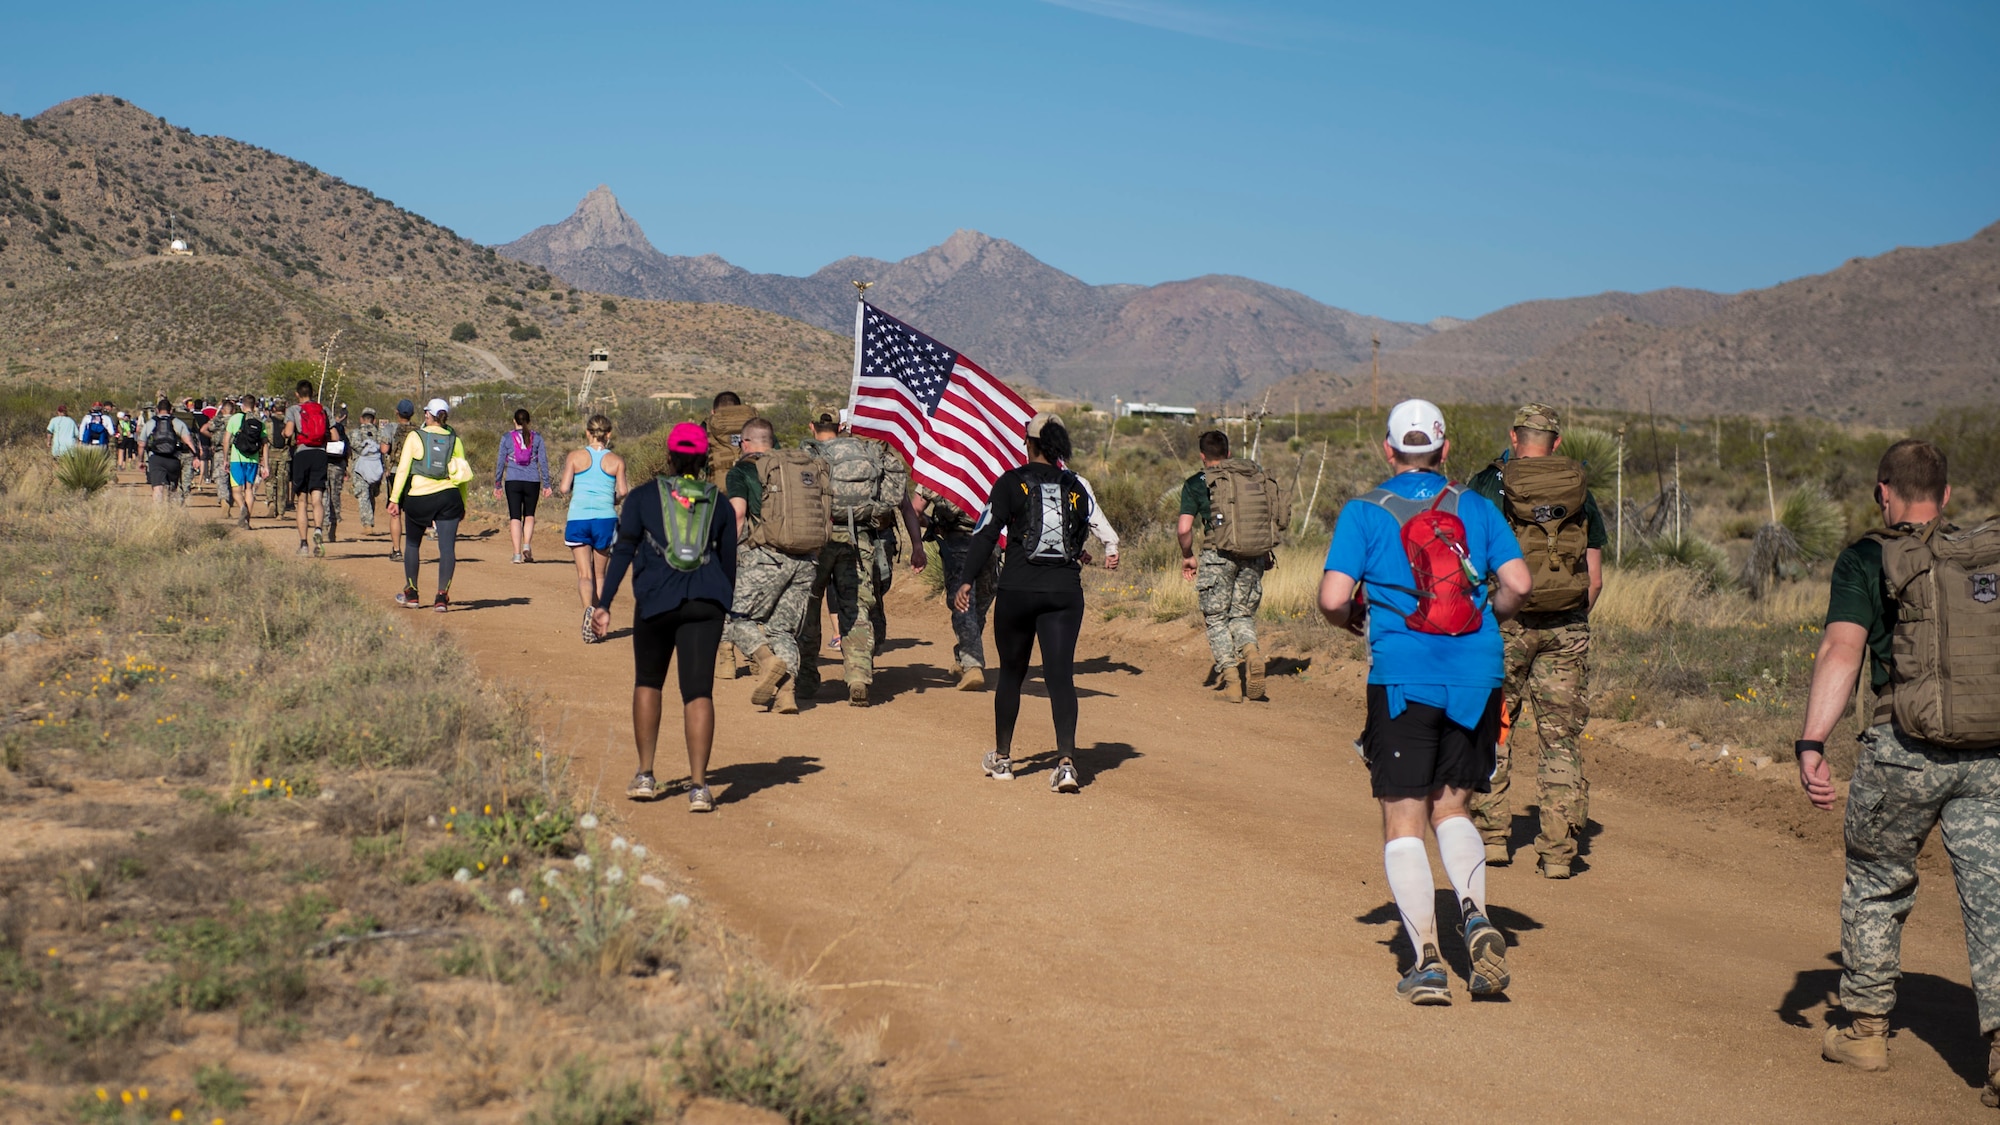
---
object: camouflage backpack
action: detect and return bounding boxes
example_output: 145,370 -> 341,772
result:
1201,458 -> 1288,555
746,450 -> 832,554
704,404 -> 758,486
1870,518 -> 2000,749
1498,454 -> 1591,614
820,436 -> 889,526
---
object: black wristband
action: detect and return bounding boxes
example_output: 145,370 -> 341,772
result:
1795,740 -> 1825,758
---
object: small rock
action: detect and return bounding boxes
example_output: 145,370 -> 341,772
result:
1715,747 -> 1733,760
666,893 -> 691,910
0,628 -> 45,650
639,874 -> 668,892
1752,756 -> 1773,770
1655,720 -> 1666,729
1688,740 -> 1704,751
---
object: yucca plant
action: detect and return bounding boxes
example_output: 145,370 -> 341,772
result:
54,447 -> 114,495
1558,426 -> 1618,492
1742,484 -> 1846,598
1631,531 -> 1733,593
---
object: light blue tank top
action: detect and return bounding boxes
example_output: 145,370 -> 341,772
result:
571,446 -> 617,519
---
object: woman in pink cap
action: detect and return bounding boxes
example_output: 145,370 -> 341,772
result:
592,422 -> 738,812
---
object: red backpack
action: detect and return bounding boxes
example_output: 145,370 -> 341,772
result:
1359,483 -> 1486,636
296,401 -> 330,448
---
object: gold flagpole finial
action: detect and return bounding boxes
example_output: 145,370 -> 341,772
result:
852,280 -> 873,299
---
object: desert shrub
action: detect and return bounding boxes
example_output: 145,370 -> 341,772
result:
365,304 -> 386,321
510,324 -> 544,342
1626,532 -> 1732,592
1779,483 -> 1846,561
1920,403 -> 2000,509
54,448 -> 114,495
450,321 -> 478,343
1559,426 -> 1618,491
599,299 -> 618,314
672,971 -> 877,1125
527,1057 -> 652,1125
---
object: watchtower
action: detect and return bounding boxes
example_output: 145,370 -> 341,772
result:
577,347 -> 611,407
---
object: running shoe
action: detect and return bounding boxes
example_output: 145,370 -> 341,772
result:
395,586 -> 420,608
687,785 -> 715,813
982,752 -> 1014,781
1050,759 -> 1081,793
581,609 -> 598,644
433,591 -> 450,614
1397,946 -> 1452,1006
1463,903 -> 1510,996
312,528 -> 325,557
389,547 -> 402,562
625,772 -> 659,801
522,546 -> 534,563
296,541 -> 311,557
829,636 -> 842,651
511,553 -> 523,564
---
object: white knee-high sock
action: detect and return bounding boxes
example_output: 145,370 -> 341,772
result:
1383,837 -> 1438,960
1435,815 -> 1487,917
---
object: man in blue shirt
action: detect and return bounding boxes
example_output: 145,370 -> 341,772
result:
1320,399 -> 1532,1006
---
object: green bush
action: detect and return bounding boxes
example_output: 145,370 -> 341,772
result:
450,321 -> 478,343
365,304 -> 386,321
510,324 -> 543,342
599,299 -> 618,314
54,448 -> 114,495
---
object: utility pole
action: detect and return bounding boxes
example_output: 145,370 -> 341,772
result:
1370,332 -> 1381,413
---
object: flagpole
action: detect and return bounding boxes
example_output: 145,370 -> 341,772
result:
847,281 -> 872,418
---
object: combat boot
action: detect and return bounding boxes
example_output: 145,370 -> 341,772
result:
847,679 -> 870,707
1821,1015 -> 1890,1071
1242,644 -> 1267,701
1217,666 -> 1244,704
958,666 -> 984,692
1485,839 -> 1511,866
749,647 -> 784,708
1983,1030 -> 1998,1108
719,641 -> 740,679
774,680 -> 798,715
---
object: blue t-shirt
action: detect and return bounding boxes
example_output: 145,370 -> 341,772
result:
1324,471 -> 1522,703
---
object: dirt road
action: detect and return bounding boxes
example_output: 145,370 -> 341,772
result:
244,482 -> 1983,1123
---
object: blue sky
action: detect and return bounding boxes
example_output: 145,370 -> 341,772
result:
3,0 -> 1993,322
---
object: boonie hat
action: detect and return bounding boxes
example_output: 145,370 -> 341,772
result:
396,398 -> 416,417
360,406 -> 377,418
1386,399 -> 1447,453
667,422 -> 709,455
1026,411 -> 1062,438
424,398 -> 450,416
1513,402 -> 1562,434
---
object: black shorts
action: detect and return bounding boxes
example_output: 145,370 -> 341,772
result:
1361,684 -> 1501,799
145,457 -> 180,487
505,480 -> 541,520
400,487 -> 466,535
632,599 -> 726,700
290,447 -> 329,493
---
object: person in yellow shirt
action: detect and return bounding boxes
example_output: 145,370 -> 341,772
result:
386,398 -> 474,612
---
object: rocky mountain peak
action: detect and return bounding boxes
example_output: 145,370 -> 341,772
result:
504,186 -> 656,260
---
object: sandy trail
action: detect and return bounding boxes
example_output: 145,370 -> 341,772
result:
234,478 -> 1983,1123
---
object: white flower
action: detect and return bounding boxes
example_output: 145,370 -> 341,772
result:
666,893 -> 691,911
610,836 -> 628,852
605,866 -> 624,885
542,868 -> 562,886
505,887 -> 527,907
453,868 -> 472,883
578,813 -> 600,830
630,845 -> 648,861
573,853 -> 592,872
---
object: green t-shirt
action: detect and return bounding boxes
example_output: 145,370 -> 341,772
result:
1466,457 -> 1609,550
1824,536 -> 1895,692
1179,472 -> 1210,525
223,412 -> 257,463
725,459 -> 762,521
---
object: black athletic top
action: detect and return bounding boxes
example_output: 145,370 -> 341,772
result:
599,476 -> 738,621
960,462 -> 1090,595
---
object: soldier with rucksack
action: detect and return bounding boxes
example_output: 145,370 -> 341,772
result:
1465,403 -> 1607,877
1797,438 -> 2000,1104
1177,430 -> 1290,703
797,414 -> 908,706
703,391 -> 759,490
723,418 -> 831,715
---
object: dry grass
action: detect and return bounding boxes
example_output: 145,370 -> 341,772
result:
1593,567 -> 1824,632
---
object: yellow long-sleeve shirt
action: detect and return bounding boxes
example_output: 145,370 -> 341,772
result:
389,425 -> 473,502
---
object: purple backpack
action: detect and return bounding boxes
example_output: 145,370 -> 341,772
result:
511,430 -> 536,467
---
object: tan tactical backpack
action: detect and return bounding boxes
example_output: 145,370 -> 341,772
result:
1871,518 -> 2000,749
1202,458 -> 1288,555
1499,455 -> 1591,613
747,450 -> 831,554
704,404 -> 759,486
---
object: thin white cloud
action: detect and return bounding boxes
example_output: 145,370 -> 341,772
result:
1040,0 -> 1279,49
780,61 -> 844,108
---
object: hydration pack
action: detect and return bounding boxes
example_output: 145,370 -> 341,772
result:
1870,518 -> 2000,749
82,416 -> 110,445
511,430 -> 536,467
147,417 -> 182,458
231,416 -> 267,458
747,450 -> 832,554
650,476 -> 720,572
703,404 -> 758,485
414,427 -> 456,480
1359,483 -> 1487,636
1497,454 -> 1591,613
1202,458 -> 1288,555
1014,468 -> 1091,565
295,401 -> 330,448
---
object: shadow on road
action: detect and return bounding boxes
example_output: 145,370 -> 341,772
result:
1356,894 -> 1546,982
452,596 -> 533,612
1502,813 -> 1607,869
875,636 -> 930,654
1014,741 -> 1144,788
1265,655 -> 1313,677
1075,655 -> 1144,677
708,755 -> 825,807
1776,954 -> 1989,1089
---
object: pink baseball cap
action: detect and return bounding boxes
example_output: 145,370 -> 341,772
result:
667,422 -> 709,454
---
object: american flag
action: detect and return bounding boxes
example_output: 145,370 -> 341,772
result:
847,301 -> 1033,519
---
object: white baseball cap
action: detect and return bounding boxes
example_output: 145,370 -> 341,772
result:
1385,399 -> 1447,453
424,398 -> 450,416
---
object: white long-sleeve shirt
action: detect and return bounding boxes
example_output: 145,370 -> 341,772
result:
1069,471 -> 1119,555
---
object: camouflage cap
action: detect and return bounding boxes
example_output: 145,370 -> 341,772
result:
1513,403 -> 1562,434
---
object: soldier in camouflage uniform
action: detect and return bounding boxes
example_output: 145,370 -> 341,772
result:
385,399 -> 419,560
264,405 -> 293,520
346,407 -> 390,534
722,420 -> 819,715
1465,404 -> 1606,878
1796,438 -> 2000,1105
797,415 -> 909,706
921,484 -> 997,690
1176,430 -> 1271,703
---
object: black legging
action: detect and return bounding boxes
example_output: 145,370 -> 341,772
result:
992,586 -> 1085,757
400,489 -> 463,593
633,599 -> 726,701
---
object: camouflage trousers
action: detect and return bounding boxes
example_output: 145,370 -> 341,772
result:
1839,723 -> 2000,1035
266,450 -> 293,517
725,546 -> 818,680
800,533 -> 879,693
178,452 -> 197,503
323,463 -> 346,535
939,533 -> 997,670
871,531 -> 896,643
1197,549 -> 1266,669
351,465 -> 381,528
1471,610 -> 1591,864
